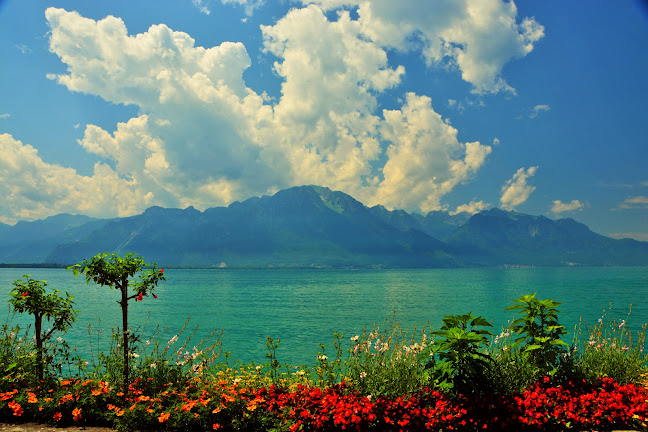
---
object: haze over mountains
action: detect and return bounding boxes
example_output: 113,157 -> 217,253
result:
1,186 -> 646,268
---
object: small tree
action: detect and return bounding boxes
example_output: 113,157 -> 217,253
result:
9,275 -> 79,383
69,253 -> 165,388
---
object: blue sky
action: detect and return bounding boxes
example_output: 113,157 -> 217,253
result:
0,0 -> 647,241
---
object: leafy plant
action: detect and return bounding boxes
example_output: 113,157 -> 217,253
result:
428,312 -> 492,395
8,275 -> 79,383
69,253 -> 165,389
506,293 -> 568,376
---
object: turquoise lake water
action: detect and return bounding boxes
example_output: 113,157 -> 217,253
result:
1,267 -> 646,366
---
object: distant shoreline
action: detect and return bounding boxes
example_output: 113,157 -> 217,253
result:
1,263 -> 646,270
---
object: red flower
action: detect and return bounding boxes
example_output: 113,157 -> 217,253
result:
153,294 -> 158,299
21,292 -> 28,297
160,269 -> 164,273
53,412 -> 62,422
137,292 -> 143,301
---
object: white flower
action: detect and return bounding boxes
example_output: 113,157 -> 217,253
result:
350,335 -> 359,342
167,335 -> 178,345
150,363 -> 157,369
359,372 -> 367,379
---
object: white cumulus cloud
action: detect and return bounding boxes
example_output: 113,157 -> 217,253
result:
3,5 -> 523,222
551,199 -> 584,214
450,199 -> 489,216
500,166 -> 538,210
299,0 -> 544,94
0,133 -> 154,224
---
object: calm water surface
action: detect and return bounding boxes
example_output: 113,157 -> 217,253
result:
1,267 -> 646,365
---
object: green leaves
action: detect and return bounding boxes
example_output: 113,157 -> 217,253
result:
9,275 -> 79,336
428,312 -> 493,396
506,293 -> 567,375
68,253 -> 165,300
8,275 -> 80,383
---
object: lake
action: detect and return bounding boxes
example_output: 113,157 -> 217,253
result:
1,267 -> 646,366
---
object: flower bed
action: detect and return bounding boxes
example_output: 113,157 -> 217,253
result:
0,375 -> 646,431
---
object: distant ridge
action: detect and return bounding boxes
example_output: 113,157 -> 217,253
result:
1,186 -> 646,268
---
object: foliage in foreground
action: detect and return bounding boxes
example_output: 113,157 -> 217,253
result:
1,255 -> 647,430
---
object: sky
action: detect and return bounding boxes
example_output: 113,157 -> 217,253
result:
0,0 -> 647,241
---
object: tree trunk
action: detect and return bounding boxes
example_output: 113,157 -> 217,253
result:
35,314 -> 43,383
120,278 -> 130,390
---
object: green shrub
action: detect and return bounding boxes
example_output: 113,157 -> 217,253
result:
506,293 -> 568,376
427,312 -> 492,396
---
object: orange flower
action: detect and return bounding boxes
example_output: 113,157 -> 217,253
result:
8,401 -> 22,416
91,389 -> 102,396
53,412 -> 62,422
60,380 -> 71,386
116,409 -> 125,417
158,412 -> 170,423
181,400 -> 197,412
212,406 -> 222,414
27,392 -> 38,403
59,393 -> 74,404
72,407 -> 82,422
213,424 -> 221,430
1,390 -> 18,401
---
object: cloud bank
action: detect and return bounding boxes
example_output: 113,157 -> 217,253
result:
1,3 -> 543,223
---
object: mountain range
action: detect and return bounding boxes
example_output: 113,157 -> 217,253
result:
1,185 -> 646,268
